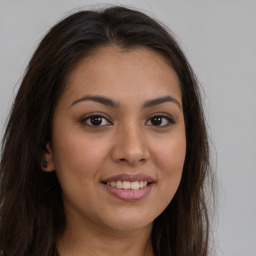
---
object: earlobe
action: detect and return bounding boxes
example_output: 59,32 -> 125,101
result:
42,142 -> 56,172
42,159 -> 48,168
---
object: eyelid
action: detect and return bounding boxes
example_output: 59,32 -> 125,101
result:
79,112 -> 175,128
146,113 -> 176,126
80,112 -> 112,126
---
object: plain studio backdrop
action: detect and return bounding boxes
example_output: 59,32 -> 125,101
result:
0,0 -> 255,255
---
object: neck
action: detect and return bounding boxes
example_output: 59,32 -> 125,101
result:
57,219 -> 154,256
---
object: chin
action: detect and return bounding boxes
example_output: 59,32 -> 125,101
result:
98,209 -> 156,232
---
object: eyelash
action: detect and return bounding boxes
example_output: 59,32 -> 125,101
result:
80,112 -> 112,127
146,114 -> 175,127
80,113 -> 175,128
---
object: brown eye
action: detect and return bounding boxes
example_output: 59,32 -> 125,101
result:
146,115 -> 175,127
81,114 -> 111,127
151,116 -> 163,126
90,116 -> 103,126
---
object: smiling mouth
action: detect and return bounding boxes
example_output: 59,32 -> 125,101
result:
101,173 -> 155,201
102,180 -> 152,190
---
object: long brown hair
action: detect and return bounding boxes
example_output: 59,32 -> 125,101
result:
0,5 -> 214,256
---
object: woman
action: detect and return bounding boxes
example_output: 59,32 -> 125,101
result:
0,5 -> 213,256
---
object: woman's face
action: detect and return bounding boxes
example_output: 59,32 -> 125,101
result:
45,46 -> 186,232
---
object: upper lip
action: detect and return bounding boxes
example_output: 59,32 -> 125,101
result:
102,173 -> 155,183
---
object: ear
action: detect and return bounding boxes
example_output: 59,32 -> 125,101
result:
42,142 -> 56,172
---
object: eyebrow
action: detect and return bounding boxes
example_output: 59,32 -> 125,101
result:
71,95 -> 120,108
142,95 -> 181,109
71,95 -> 181,109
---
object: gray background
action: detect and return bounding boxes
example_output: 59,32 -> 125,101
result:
0,1 -> 255,255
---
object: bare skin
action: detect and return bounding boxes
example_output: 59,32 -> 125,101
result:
58,222 -> 153,256
43,46 -> 186,256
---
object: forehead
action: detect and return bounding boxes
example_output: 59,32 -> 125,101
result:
63,46 -> 182,107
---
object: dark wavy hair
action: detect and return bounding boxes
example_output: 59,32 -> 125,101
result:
0,5 -> 214,256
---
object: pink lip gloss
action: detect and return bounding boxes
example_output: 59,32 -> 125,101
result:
102,183 -> 154,201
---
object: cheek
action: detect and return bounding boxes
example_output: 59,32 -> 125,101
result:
152,134 -> 186,199
52,135 -> 112,208
154,133 -> 186,171
52,132 -> 111,175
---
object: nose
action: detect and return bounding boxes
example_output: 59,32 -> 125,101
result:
111,124 -> 150,166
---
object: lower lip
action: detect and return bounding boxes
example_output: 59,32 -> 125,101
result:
102,183 -> 154,201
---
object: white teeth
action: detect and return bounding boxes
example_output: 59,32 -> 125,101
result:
116,180 -> 122,189
131,181 -> 140,190
123,181 -> 131,189
105,180 -> 148,189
